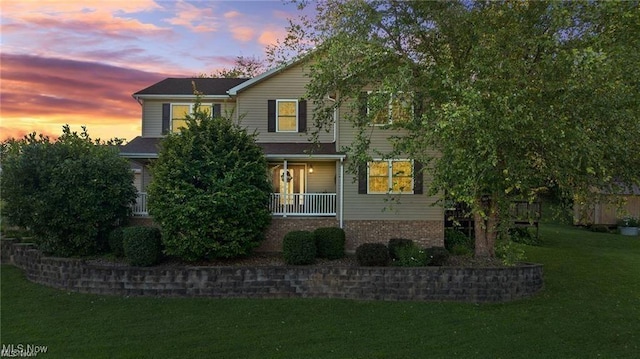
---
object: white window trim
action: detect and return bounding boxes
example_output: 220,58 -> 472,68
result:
276,99 -> 299,132
171,103 -> 213,132
366,91 -> 414,126
367,159 -> 414,194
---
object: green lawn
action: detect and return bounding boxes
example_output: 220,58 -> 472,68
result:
2,224 -> 639,358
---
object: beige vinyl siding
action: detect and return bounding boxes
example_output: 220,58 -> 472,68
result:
336,95 -> 442,221
141,100 -> 163,137
141,99 -> 236,137
307,162 -> 336,193
342,165 -> 442,220
236,63 -> 334,143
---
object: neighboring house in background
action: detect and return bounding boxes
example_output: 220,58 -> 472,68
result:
120,61 -> 443,252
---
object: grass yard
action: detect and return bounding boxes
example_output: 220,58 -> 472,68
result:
1,224 -> 639,358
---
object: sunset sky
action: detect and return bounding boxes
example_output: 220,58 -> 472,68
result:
0,0 -> 307,142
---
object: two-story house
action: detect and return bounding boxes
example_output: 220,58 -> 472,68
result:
120,61 -> 444,252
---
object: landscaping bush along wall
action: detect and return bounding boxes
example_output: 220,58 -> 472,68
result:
0,239 -> 543,303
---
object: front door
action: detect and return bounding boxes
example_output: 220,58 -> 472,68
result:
270,164 -> 306,206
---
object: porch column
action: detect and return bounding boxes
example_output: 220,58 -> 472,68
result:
283,160 -> 288,218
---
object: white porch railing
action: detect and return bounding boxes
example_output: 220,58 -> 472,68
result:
132,192 -> 149,217
269,193 -> 336,216
132,192 -> 337,217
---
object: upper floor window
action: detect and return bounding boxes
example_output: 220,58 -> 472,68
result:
366,91 -> 413,125
267,99 -> 307,133
276,100 -> 298,132
368,159 -> 414,194
171,103 -> 212,132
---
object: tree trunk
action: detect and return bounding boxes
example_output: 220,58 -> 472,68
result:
474,196 -> 497,258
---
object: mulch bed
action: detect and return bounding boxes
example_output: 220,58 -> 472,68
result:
87,252 -> 505,268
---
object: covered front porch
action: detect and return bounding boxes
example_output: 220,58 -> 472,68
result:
267,160 -> 339,217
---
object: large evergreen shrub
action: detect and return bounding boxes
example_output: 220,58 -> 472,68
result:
147,99 -> 272,261
0,126 -> 137,256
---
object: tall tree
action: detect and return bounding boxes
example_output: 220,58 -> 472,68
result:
276,0 -> 640,256
201,55 -> 266,78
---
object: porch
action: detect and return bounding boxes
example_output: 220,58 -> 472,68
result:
131,191 -> 337,217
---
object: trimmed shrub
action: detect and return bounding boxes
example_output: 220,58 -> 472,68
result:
283,231 -> 316,265
0,126 -> 137,257
108,227 -> 125,257
394,244 -> 428,267
356,243 -> 389,266
444,229 -> 472,252
425,246 -> 449,266
148,100 -> 272,261
388,238 -> 414,260
451,244 -> 473,256
314,227 -> 345,260
122,226 -> 163,267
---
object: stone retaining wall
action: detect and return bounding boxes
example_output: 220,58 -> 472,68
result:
0,239 -> 543,303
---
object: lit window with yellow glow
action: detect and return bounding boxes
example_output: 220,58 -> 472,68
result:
368,160 -> 413,193
277,100 -> 298,132
171,104 -> 212,132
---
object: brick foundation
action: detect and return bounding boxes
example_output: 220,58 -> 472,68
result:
261,217 -> 339,252
343,220 -> 444,251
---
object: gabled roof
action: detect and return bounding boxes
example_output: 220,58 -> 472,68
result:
133,78 -> 249,98
228,56 -> 308,96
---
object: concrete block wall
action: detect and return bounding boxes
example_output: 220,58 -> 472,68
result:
1,239 -> 543,303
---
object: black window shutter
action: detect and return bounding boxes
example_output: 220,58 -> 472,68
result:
298,100 -> 307,133
413,161 -> 423,194
413,92 -> 424,123
358,92 -> 368,125
162,103 -> 170,134
267,100 -> 276,132
358,163 -> 368,194
213,104 -> 221,118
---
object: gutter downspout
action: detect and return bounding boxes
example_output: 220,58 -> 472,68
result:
339,157 -> 344,229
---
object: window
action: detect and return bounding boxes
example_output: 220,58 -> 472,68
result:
368,160 -> 413,194
367,92 -> 413,125
171,103 -> 212,132
276,100 -> 298,132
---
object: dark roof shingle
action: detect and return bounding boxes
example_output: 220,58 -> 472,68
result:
120,137 -> 342,159
134,78 -> 249,96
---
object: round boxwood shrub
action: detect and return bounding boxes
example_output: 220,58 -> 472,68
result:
283,230 -> 316,265
425,246 -> 450,266
122,226 -> 163,267
444,229 -> 472,252
108,227 -> 125,257
313,227 -> 345,260
356,243 -> 389,266
388,238 -> 414,260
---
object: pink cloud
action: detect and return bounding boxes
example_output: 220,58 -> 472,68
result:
166,1 -> 219,33
230,26 -> 255,42
258,26 -> 287,47
224,10 -> 242,19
